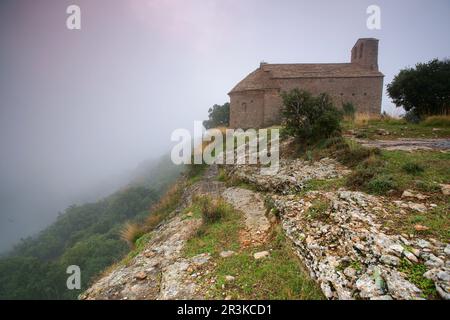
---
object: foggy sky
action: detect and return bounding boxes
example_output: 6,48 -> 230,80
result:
0,0 -> 449,252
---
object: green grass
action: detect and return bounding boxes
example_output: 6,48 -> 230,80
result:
339,143 -> 449,197
120,233 -> 153,266
313,135 -> 449,241
183,198 -> 324,300
398,259 -> 437,299
211,232 -> 324,300
388,204 -> 450,243
343,118 -> 450,139
183,199 -> 241,257
302,178 -> 346,193
186,164 -> 207,184
379,150 -> 450,193
306,198 -> 331,221
422,115 -> 450,128
402,162 -> 425,175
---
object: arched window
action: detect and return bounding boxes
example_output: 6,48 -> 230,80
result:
359,43 -> 364,58
242,102 -> 247,112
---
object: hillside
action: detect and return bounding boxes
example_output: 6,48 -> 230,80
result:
83,119 -> 450,300
0,155 -> 182,299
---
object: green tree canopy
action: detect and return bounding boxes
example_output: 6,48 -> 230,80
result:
203,102 -> 230,129
387,59 -> 450,116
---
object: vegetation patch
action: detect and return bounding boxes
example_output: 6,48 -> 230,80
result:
402,162 -> 425,175
306,198 -> 331,221
366,174 -> 398,195
343,117 -> 450,139
184,197 -> 241,257
184,198 -> 323,299
302,178 -> 346,193
384,204 -> 450,243
398,259 -> 437,299
210,227 -> 324,300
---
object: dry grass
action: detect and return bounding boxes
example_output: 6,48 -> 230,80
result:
143,182 -> 184,230
119,181 -> 184,248
353,113 -> 380,126
120,222 -> 144,248
423,115 -> 450,127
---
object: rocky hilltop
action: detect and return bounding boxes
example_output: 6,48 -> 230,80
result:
82,139 -> 449,300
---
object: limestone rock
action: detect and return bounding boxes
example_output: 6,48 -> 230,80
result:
220,250 -> 235,258
439,184 -> 450,196
253,251 -> 270,260
225,275 -> 236,282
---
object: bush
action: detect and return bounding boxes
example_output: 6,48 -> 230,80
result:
402,162 -> 425,175
281,89 -> 342,143
403,109 -> 421,124
367,175 -> 397,195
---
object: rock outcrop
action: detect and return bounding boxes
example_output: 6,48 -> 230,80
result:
227,157 -> 449,300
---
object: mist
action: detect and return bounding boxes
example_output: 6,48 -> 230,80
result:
1,0 -> 450,253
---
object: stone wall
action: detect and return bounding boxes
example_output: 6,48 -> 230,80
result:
229,90 -> 265,129
229,76 -> 383,129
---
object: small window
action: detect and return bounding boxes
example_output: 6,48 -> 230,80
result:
364,92 -> 367,96
359,43 -> 364,59
352,93 -> 355,96
242,102 -> 247,112
340,93 -> 344,96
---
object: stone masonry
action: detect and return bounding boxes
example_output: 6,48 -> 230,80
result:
229,38 -> 384,128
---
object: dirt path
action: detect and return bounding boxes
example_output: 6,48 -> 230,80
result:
222,187 -> 270,245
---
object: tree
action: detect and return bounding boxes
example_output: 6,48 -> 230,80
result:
203,102 -> 230,129
387,59 -> 450,117
281,89 -> 342,142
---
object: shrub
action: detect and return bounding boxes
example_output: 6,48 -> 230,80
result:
367,174 -> 397,195
281,89 -> 342,143
402,162 -> 425,175
403,109 -> 421,124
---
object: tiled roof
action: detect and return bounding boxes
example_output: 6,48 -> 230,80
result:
229,63 -> 384,94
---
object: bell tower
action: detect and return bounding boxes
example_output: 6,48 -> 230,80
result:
351,38 -> 379,71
